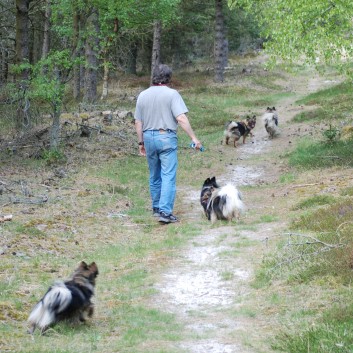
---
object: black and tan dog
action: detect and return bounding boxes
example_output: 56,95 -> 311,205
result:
200,176 -> 220,219
28,261 -> 99,334
223,115 -> 256,147
200,176 -> 244,223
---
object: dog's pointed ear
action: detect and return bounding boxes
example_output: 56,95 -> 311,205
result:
211,176 -> 216,182
272,107 -> 276,110
89,262 -> 99,275
78,261 -> 88,270
267,107 -> 271,111
253,115 -> 256,120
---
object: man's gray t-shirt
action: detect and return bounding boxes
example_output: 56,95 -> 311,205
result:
134,85 -> 188,131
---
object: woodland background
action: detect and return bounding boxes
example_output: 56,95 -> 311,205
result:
2,0 -> 353,150
1,0 -> 262,150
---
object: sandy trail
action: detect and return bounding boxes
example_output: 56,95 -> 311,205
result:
150,73 -> 336,352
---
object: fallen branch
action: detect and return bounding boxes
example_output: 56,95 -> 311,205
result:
266,231 -> 346,273
63,120 -> 128,140
290,183 -> 320,189
10,195 -> 48,205
284,232 -> 344,249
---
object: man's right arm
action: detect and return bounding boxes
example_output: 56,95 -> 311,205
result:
135,119 -> 146,156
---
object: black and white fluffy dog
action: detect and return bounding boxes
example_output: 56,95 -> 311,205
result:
200,177 -> 244,223
263,107 -> 280,138
27,261 -> 99,334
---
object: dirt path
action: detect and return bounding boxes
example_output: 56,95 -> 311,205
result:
149,73 -> 337,352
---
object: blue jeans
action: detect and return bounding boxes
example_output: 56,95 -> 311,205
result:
143,130 -> 178,215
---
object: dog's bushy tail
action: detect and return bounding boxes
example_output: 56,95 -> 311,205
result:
28,282 -> 72,333
217,184 -> 244,218
208,183 -> 244,221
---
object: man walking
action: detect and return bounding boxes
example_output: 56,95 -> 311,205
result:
135,64 -> 202,223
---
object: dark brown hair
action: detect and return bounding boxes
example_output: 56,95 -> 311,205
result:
152,64 -> 172,84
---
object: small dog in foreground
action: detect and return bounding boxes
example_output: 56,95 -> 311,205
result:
263,107 -> 280,138
27,261 -> 98,334
223,115 -> 256,147
200,176 -> 244,223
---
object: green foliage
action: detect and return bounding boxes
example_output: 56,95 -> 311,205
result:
30,50 -> 74,104
230,0 -> 353,75
322,124 -> 340,143
41,149 -> 66,165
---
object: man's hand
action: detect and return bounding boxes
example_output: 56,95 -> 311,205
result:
138,145 -> 146,156
192,139 -> 202,150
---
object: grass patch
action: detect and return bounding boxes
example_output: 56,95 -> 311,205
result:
296,82 -> 353,106
260,214 -> 278,223
273,303 -> 353,353
340,186 -> 353,197
292,108 -> 328,123
288,138 -> 353,168
293,194 -> 335,210
279,172 -> 296,183
255,198 -> 353,287
220,271 -> 235,281
294,81 -> 353,123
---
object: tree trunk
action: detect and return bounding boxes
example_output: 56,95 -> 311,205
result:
41,0 -> 51,75
126,40 -> 138,75
100,59 -> 109,100
15,0 -> 32,129
100,18 -> 119,100
42,0 -> 51,61
171,31 -> 181,70
214,0 -> 226,83
50,68 -> 62,150
15,0 -> 31,80
83,8 -> 99,103
150,20 -> 161,85
139,39 -> 152,75
0,49 -> 9,86
50,103 -> 61,150
72,5 -> 81,100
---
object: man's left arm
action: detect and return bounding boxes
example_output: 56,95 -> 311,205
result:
176,113 -> 202,149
